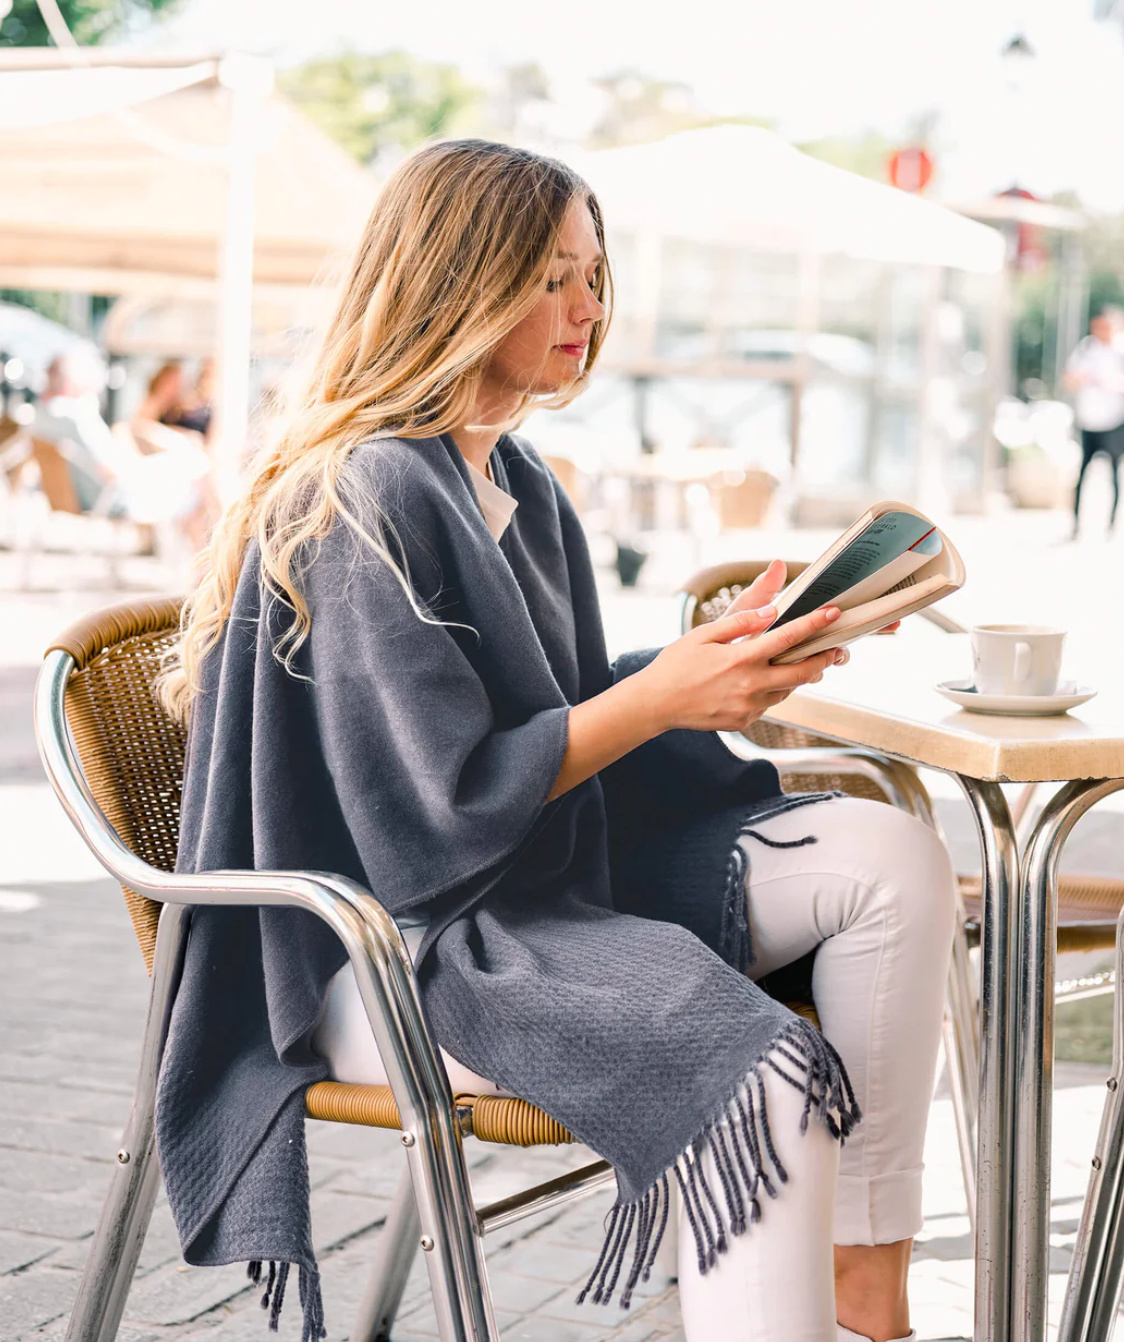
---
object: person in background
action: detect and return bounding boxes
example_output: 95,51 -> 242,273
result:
35,353 -> 214,552
134,360 -> 187,427
1064,310 -> 1124,539
173,357 -> 215,439
132,358 -> 216,446
34,352 -> 131,512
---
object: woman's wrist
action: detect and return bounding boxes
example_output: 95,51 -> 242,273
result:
625,662 -> 677,736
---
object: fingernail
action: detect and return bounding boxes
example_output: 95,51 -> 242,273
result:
825,606 -> 840,621
835,649 -> 849,665
756,605 -> 776,619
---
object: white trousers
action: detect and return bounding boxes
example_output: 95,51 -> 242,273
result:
312,797 -> 957,1342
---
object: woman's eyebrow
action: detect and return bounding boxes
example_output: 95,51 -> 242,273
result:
557,250 -> 604,263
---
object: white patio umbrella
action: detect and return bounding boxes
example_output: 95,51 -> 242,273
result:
0,50 -> 377,491
581,124 -> 1004,272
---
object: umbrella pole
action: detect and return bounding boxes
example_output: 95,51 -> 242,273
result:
214,54 -> 272,505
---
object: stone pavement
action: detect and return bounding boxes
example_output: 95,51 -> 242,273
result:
2,509 -> 1124,1342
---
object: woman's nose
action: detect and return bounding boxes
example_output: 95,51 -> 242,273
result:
575,290 -> 606,325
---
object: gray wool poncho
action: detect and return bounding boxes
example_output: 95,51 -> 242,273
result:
155,432 -> 859,1341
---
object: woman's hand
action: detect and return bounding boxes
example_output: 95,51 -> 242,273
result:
723,560 -> 900,635
722,558 -> 789,619
638,601 -> 848,734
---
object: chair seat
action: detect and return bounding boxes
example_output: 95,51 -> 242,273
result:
305,1082 -> 577,1146
959,873 -> 1124,954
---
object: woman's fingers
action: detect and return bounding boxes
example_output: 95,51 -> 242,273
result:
723,560 -> 787,618
760,646 -> 839,690
752,604 -> 840,661
700,603 -> 777,644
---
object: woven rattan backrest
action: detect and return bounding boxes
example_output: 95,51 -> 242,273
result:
682,560 -> 892,805
47,598 -> 186,973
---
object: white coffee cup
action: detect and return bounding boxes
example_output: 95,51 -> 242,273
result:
970,625 -> 1066,697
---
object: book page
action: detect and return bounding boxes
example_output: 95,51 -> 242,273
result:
775,512 -> 938,626
825,529 -> 943,612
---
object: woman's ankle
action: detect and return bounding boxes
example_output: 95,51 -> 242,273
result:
834,1241 -> 911,1342
838,1329 -> 916,1342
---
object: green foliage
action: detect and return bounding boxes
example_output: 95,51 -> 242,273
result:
1014,265 -> 1124,394
279,50 -> 480,166
0,289 -> 69,323
0,0 -> 180,47
587,69 -> 740,149
797,131 -> 901,182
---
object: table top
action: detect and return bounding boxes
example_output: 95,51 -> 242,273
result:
763,623 -> 1124,783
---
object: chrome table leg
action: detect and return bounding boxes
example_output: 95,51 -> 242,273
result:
956,777 -> 1020,1342
1058,907 -> 1124,1342
1013,779 -> 1124,1342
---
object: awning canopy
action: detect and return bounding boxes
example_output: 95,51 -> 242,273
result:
582,125 -> 1005,273
0,52 -> 377,295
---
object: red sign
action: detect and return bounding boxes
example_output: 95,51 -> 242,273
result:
888,147 -> 934,194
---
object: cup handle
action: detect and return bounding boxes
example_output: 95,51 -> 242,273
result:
1014,641 -> 1031,686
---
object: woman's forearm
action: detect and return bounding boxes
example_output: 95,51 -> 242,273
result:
546,674 -> 666,802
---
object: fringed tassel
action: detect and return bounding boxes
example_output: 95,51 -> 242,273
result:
244,1260 -> 327,1341
576,1017 -> 860,1309
719,791 -> 838,972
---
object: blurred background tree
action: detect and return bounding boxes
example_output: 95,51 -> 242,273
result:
279,50 -> 480,167
588,69 -> 705,148
798,130 -> 901,179
1013,212 -> 1124,396
0,0 -> 180,47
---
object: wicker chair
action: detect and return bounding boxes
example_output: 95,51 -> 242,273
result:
35,597 -> 607,1342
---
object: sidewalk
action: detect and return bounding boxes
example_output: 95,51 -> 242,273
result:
1,505 -> 1122,1342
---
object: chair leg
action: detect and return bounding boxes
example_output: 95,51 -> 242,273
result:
1058,915 -> 1124,1342
405,1131 -> 499,1342
346,943 -> 501,1342
352,1163 -> 421,1342
65,905 -> 188,1342
942,1012 -> 977,1231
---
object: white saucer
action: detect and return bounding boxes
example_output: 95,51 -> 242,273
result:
936,680 -> 1097,717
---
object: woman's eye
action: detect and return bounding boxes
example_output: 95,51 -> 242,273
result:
546,278 -> 566,293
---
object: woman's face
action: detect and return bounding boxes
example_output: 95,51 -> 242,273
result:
482,197 -> 606,400
155,366 -> 184,404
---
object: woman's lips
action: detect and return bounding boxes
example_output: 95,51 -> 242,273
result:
557,344 -> 588,357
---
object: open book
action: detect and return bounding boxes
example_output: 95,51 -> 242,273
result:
768,501 -> 965,665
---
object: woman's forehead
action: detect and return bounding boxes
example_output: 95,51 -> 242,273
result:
555,199 -> 601,262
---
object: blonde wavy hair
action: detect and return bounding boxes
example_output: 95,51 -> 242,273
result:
162,139 -> 611,720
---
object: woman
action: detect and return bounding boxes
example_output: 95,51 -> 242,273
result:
157,140 -> 955,1342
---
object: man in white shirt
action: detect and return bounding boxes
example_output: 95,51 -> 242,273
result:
1064,311 -> 1124,537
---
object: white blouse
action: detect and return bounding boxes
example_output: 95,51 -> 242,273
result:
465,456 -> 518,541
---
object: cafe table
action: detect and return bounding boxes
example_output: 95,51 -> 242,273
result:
761,627 -> 1124,1342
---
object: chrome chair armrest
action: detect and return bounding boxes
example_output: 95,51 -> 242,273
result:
717,732 -> 940,828
34,648 -> 450,1136
919,607 -> 968,635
